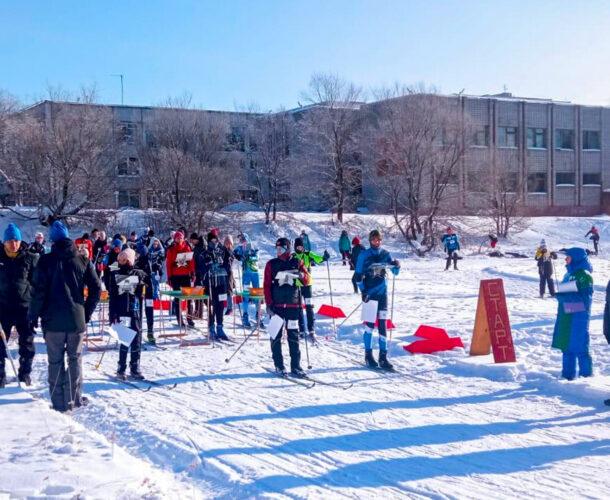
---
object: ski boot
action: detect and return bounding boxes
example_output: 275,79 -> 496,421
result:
275,365 -> 287,377
365,349 -> 378,368
378,350 -> 394,371
291,366 -> 307,378
116,370 -> 127,381
216,325 -> 229,341
187,317 -> 196,329
0,373 -> 6,389
130,364 -> 145,380
147,331 -> 156,344
242,312 -> 251,328
18,373 -> 32,386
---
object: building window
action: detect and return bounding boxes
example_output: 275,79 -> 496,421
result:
146,190 -> 167,209
120,122 -> 136,145
467,170 -> 486,192
555,129 -> 574,150
527,173 -> 547,193
227,126 -> 245,152
582,130 -> 600,150
472,126 -> 489,147
497,126 -> 518,148
117,157 -> 139,177
527,128 -> 547,149
555,172 -> 575,185
583,173 -> 601,185
117,189 -> 140,208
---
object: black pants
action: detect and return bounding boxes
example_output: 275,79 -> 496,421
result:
0,307 -> 35,377
539,274 -> 555,296
208,284 -> 227,328
44,330 -> 84,412
351,273 -> 359,293
298,285 -> 315,333
270,307 -> 301,371
118,315 -> 142,372
593,238 -> 599,254
169,275 -> 193,322
445,250 -> 458,270
341,251 -> 349,265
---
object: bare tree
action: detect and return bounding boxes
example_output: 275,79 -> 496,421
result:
1,88 -> 119,223
297,73 -> 364,222
139,100 -> 240,232
366,85 -> 469,254
0,90 -> 20,204
246,110 -> 293,224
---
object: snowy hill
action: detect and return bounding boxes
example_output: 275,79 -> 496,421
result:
2,212 -> 610,499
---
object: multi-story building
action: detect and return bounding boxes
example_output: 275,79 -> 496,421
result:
8,93 -> 610,215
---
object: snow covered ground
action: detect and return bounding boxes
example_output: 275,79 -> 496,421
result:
2,213 -> 610,499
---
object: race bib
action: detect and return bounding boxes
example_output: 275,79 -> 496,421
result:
219,294 -> 228,301
287,320 -> 299,329
304,297 -> 313,305
146,299 -> 154,307
119,316 -> 131,325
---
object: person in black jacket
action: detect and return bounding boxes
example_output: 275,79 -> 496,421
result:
190,233 -> 207,318
135,242 -> 156,344
28,232 -> 46,256
349,236 -> 365,293
29,221 -> 101,412
199,232 -> 231,341
535,239 -> 556,298
109,248 -> 151,380
0,224 -> 39,387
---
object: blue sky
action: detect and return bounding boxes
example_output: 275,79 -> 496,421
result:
2,1 -> 609,110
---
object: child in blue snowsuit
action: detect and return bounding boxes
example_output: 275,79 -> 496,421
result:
234,233 -> 260,327
354,229 -> 400,370
442,227 -> 460,270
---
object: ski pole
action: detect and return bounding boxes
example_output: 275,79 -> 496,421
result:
1,329 -> 21,389
326,260 -> 337,339
94,335 -> 113,370
303,327 -> 312,369
389,273 -> 396,346
338,302 -> 362,328
224,322 -> 262,364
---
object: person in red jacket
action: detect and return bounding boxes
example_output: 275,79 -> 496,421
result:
166,231 -> 195,327
75,233 -> 94,261
263,237 -> 310,377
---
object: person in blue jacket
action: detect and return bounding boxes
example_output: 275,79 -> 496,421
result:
354,229 -> 400,370
442,227 -> 460,270
234,233 -> 260,327
552,247 -> 593,380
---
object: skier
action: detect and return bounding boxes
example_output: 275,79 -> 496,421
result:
338,230 -> 351,266
349,236 -> 365,293
300,229 -> 312,252
108,248 -> 151,380
198,232 -> 231,341
535,239 -> 556,298
584,225 -> 600,255
292,237 -> 329,340
442,227 -> 460,270
0,224 -> 39,387
166,231 -> 196,327
263,237 -> 309,377
234,233 -> 260,327
29,221 -> 101,412
552,248 -> 593,380
135,242 -> 156,344
28,232 -> 46,255
223,235 -> 236,315
354,229 -> 400,370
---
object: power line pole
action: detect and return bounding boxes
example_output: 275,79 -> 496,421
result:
111,74 -> 124,105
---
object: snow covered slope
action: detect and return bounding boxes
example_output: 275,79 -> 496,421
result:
2,213 -> 610,499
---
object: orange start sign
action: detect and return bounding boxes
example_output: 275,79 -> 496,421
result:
470,278 -> 516,363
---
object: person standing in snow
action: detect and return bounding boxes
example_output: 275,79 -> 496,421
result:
108,248 -> 151,380
292,237 -> 329,341
134,242 -> 156,344
552,248 -> 593,380
535,239 -> 556,298
263,237 -> 309,377
442,227 -> 460,270
0,224 -> 39,388
584,226 -> 600,255
103,237 -> 124,290
92,231 -> 108,278
234,233 -> 260,327
28,232 -> 46,255
338,230 -> 351,266
198,232 -> 231,341
223,235 -> 236,315
166,231 -> 196,328
354,229 -> 400,370
300,229 -> 312,252
29,221 -> 101,412
349,236 -> 366,293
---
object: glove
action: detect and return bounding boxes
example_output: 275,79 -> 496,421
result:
322,250 -> 330,262
391,266 -> 399,276
391,259 -> 400,268
361,292 -> 370,303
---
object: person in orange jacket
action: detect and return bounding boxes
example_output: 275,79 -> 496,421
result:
166,231 -> 195,327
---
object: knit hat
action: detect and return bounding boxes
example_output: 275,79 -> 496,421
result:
118,248 -> 136,266
352,236 -> 361,245
540,239 -> 546,247
294,237 -> 304,249
111,238 -> 123,249
207,231 -> 218,243
211,228 -> 219,236
369,229 -> 382,241
3,223 -> 22,242
136,242 -> 148,256
189,232 -> 200,241
50,221 -> 69,242
276,237 -> 291,252
173,231 -> 184,240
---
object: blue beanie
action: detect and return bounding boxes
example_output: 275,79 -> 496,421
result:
136,242 -> 148,256
3,223 -> 22,242
50,221 -> 70,242
112,238 -> 123,249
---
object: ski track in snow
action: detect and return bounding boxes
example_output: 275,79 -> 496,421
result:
2,214 -> 610,499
